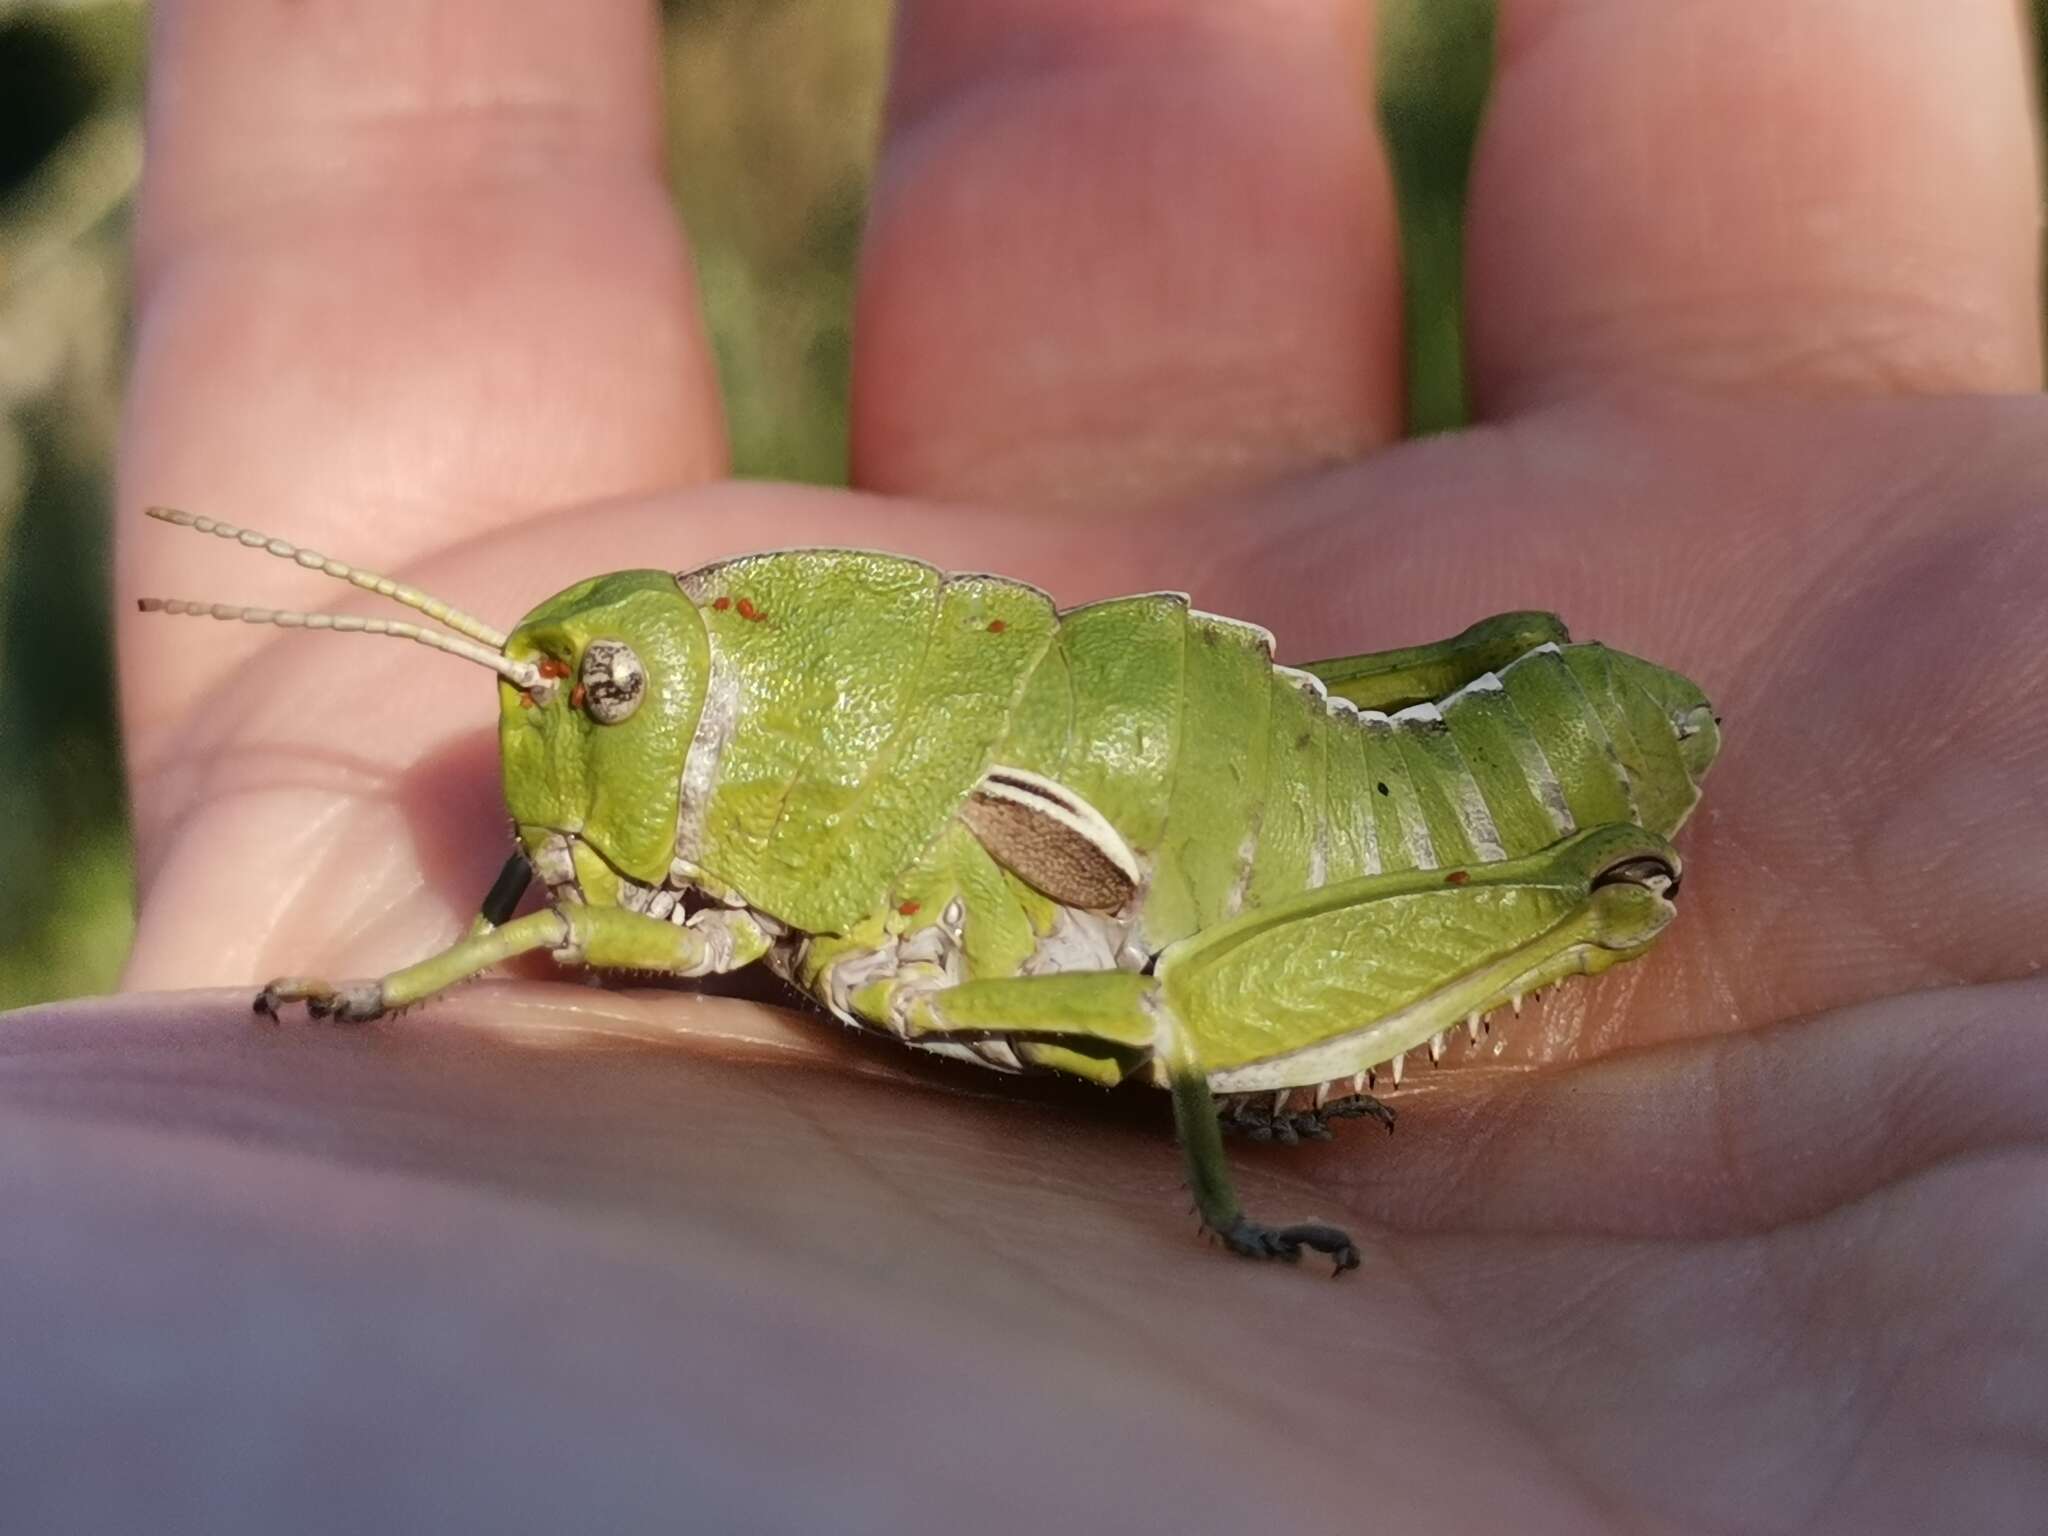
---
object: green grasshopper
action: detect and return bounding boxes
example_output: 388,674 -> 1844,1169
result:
141,507 -> 1719,1272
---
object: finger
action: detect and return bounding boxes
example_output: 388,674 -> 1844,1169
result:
1304,977 -> 2048,1239
119,0 -> 724,740
851,0 -> 1405,509
1464,0 -> 2044,414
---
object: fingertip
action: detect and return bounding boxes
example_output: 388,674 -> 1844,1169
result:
853,0 -> 1406,509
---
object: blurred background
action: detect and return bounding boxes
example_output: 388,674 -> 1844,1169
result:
0,1 -> 2036,1008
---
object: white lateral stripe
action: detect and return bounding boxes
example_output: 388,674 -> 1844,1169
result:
672,630 -> 739,864
1422,709 -> 1507,863
1358,711 -> 1434,867
1399,793 -> 1437,869
1498,689 -> 1576,837
1446,756 -> 1508,862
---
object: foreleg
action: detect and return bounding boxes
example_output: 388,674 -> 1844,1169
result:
257,903 -> 773,1023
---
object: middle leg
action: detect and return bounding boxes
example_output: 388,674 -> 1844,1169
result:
888,969 -> 1362,1273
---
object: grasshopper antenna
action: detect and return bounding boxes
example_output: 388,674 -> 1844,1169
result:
143,506 -> 510,650
135,598 -> 545,689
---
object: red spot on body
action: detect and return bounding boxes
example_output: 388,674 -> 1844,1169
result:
570,684 -> 587,712
736,597 -> 764,622
537,657 -> 570,681
897,900 -> 921,916
987,619 -> 1007,634
1445,870 -> 1470,886
518,693 -> 535,709
712,596 -> 730,612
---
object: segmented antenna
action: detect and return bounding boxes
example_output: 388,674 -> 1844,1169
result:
143,506 -> 509,650
136,598 -> 544,689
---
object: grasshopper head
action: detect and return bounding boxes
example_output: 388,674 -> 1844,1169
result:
135,510 -> 709,900
499,571 -> 709,891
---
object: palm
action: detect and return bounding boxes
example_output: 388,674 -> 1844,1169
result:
21,1 -> 2043,1527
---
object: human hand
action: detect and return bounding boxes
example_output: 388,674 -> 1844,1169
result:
16,1 -> 2046,1528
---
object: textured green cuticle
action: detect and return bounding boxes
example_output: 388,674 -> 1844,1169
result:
497,572 -> 708,885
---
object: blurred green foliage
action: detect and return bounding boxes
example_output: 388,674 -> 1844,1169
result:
5,2 -> 2036,1007
0,4 -> 144,1007
1381,0 -> 1493,434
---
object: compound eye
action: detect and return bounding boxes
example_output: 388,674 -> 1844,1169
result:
578,640 -> 646,725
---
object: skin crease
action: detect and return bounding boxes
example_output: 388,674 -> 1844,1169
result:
4,0 -> 2042,1528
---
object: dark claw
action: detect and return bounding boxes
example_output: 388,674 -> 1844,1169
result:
251,978 -> 385,1025
1214,1216 -> 1359,1275
1320,1093 -> 1397,1134
1275,1222 -> 1361,1275
1218,1092 -> 1395,1145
